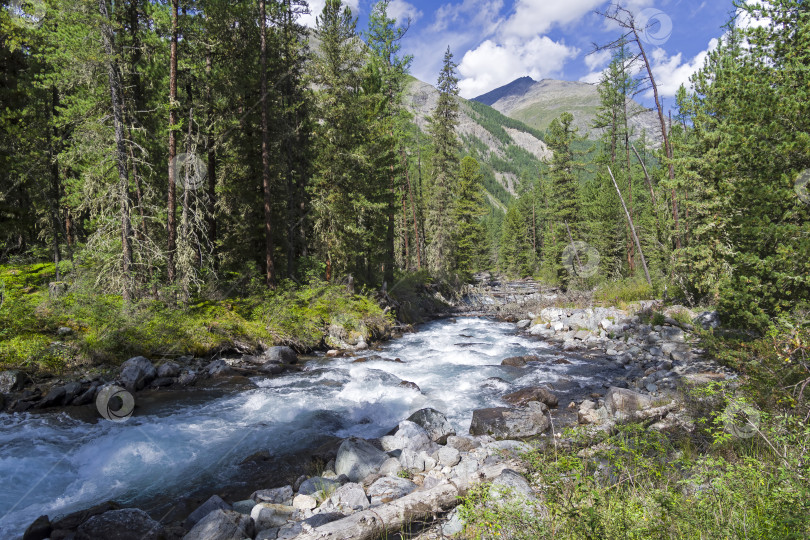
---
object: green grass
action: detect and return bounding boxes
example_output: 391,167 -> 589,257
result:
0,262 -> 393,372
594,278 -> 656,306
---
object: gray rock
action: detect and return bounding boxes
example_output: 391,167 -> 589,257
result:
399,448 -> 425,471
501,356 -> 527,367
407,408 -> 456,444
503,386 -> 558,408
62,381 -> 83,405
38,386 -> 67,408
183,495 -> 231,530
0,370 -> 27,393
661,327 -> 685,342
76,508 -> 165,540
367,476 -> 417,505
516,320 -> 531,329
438,446 -> 461,466
263,346 -> 298,364
490,469 -> 534,501
573,330 -> 590,341
293,494 -> 317,511
232,500 -> 254,515
157,362 -> 181,378
441,508 -> 464,536
671,350 -> 690,363
446,435 -> 482,452
119,356 -> 157,391
297,476 -> 341,497
178,371 -> 197,386
206,359 -> 233,377
256,528 -> 279,540
22,515 -> 51,540
57,326 -> 73,336
251,485 -> 293,505
183,509 -> 254,540
319,482 -> 369,513
470,402 -> 550,439
604,387 -> 652,416
378,457 -> 403,476
335,438 -> 388,482
380,420 -> 435,453
694,311 -> 721,329
250,503 -> 295,530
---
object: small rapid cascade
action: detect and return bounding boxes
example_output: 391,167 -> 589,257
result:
0,317 -> 607,536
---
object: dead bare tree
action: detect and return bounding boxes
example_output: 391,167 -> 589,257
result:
595,3 -> 681,250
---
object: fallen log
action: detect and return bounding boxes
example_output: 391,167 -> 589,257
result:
290,482 -> 459,540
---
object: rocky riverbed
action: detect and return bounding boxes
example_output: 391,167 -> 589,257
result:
2,298 -> 734,539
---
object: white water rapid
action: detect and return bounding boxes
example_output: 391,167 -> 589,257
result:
0,317 -> 606,536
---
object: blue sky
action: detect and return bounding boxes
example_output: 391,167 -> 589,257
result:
303,0 -> 739,107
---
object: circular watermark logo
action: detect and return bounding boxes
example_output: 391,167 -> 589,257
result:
636,8 -> 673,46
562,241 -> 600,278
8,0 -> 46,29
794,169 -> 810,204
723,399 -> 760,439
173,152 -> 207,191
96,385 -> 135,422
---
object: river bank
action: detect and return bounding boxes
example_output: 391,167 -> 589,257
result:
3,288 -> 744,540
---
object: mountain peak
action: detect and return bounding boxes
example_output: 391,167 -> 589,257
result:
473,76 -> 537,107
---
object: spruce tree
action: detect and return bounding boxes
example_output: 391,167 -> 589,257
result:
453,156 -> 486,277
426,46 -> 460,275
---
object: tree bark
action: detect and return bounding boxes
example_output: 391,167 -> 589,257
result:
630,23 -> 680,249
205,54 -> 217,261
167,0 -> 179,283
260,0 -> 276,288
99,0 -> 133,303
608,165 -> 652,287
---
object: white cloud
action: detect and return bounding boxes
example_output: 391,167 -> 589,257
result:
457,36 -> 579,97
500,0 -> 606,38
648,38 -> 719,97
299,0 -> 361,28
584,49 -> 611,71
388,0 -> 423,25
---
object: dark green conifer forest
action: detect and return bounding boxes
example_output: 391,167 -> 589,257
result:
1,0 -> 808,366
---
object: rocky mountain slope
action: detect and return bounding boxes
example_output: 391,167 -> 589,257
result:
403,77 -> 551,208
474,76 -> 661,142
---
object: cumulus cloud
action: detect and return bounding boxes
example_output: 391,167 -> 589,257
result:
499,0 -> 605,38
648,38 -> 719,97
299,0 -> 361,28
388,0 -> 424,25
458,36 -> 579,97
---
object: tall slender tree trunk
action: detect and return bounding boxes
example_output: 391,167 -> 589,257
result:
167,0 -> 179,283
608,166 -> 652,287
631,27 -> 680,249
260,0 -> 275,288
402,149 -> 420,270
49,86 -> 62,281
99,0 -> 133,303
205,54 -> 217,263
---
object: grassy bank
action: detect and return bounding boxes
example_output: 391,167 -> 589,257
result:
458,324 -> 810,539
0,262 -> 394,373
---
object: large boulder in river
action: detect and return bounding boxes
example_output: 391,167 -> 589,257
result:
119,357 -> 157,391
263,346 -> 298,364
407,408 -> 455,444
503,387 -> 558,408
605,387 -> 652,417
470,402 -> 550,439
183,509 -> 254,540
335,438 -> 388,482
183,495 -> 230,530
501,356 -> 528,367
76,508 -> 165,540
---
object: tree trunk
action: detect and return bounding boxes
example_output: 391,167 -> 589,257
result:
608,165 -> 652,287
167,0 -> 179,283
631,25 -> 680,249
49,86 -> 62,281
205,53 -> 217,262
260,0 -> 275,288
99,0 -> 133,303
402,149 -> 420,270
